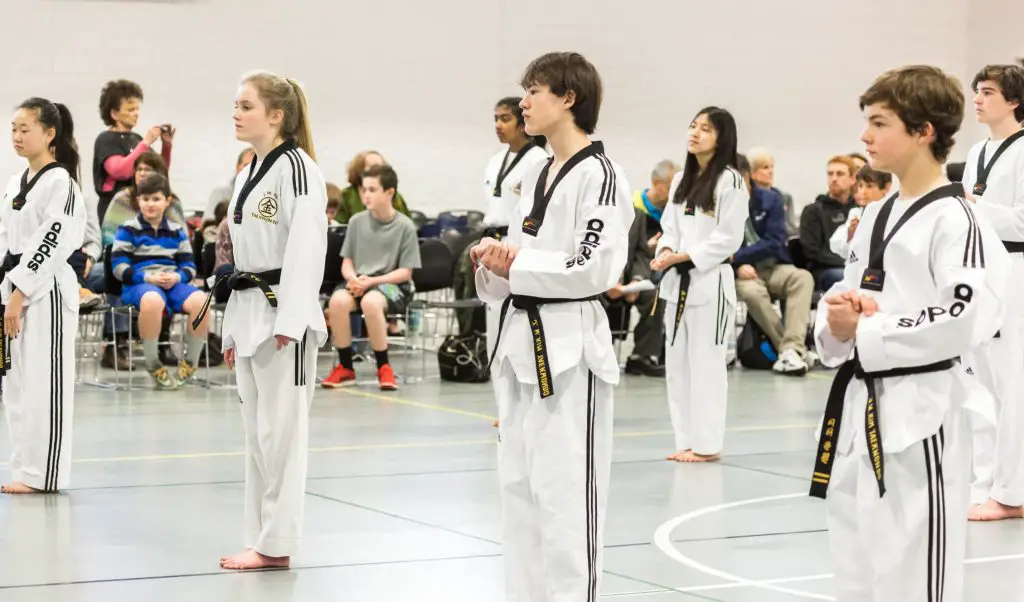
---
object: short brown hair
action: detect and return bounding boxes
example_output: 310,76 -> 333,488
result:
520,52 -> 603,135
99,79 -> 143,127
346,150 -> 385,188
362,164 -> 398,194
136,174 -> 171,199
859,65 -> 964,162
827,155 -> 857,176
134,151 -> 168,178
972,64 -> 1024,122
856,164 -> 893,189
325,182 -> 342,210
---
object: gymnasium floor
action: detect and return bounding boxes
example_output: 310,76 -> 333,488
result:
1,357 -> 1023,601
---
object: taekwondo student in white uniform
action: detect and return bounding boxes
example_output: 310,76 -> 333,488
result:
960,64 -> 1024,521
813,65 -> 1010,602
651,107 -> 747,464
471,52 -> 633,602
206,72 -> 327,571
0,99 -> 85,495
482,97 -> 550,354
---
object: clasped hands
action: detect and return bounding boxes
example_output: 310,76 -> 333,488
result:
825,290 -> 879,342
470,237 -> 518,279
145,271 -> 181,290
650,249 -> 689,272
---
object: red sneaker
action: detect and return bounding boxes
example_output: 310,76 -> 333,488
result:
377,364 -> 398,391
321,364 -> 356,388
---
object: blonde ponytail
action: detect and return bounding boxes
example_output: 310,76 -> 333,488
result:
287,78 -> 316,161
242,70 -> 316,161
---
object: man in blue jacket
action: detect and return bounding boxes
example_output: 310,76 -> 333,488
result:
733,156 -> 815,376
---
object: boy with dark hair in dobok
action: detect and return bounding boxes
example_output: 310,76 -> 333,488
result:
471,51 -> 633,601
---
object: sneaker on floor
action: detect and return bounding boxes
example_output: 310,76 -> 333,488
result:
773,348 -> 808,376
79,288 -> 103,310
176,360 -> 198,385
149,366 -> 181,390
625,356 -> 666,377
377,364 -> 398,391
321,364 -> 356,389
101,345 -> 135,371
804,350 -> 819,369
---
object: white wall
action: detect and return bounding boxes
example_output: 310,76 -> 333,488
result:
0,0 -> 993,216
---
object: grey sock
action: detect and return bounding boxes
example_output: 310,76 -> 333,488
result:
143,339 -> 160,371
186,333 -> 205,366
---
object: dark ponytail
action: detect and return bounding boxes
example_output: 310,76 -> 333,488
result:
18,98 -> 81,183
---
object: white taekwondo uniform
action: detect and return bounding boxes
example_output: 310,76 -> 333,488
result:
656,168 -> 748,456
961,131 -> 1024,507
476,141 -> 632,602
0,163 -> 85,492
812,182 -> 1010,602
217,139 -> 328,558
481,142 -> 549,354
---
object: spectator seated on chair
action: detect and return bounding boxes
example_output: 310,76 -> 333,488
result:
325,182 -> 342,223
111,174 -> 210,390
799,154 -> 856,292
71,194 -> 104,310
829,165 -> 892,261
633,159 -> 679,245
733,155 -> 815,376
747,147 -> 799,237
606,205 -> 664,376
322,165 -> 421,391
212,215 -> 235,304
333,150 -> 411,224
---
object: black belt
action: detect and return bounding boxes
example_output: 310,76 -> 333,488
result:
482,226 -> 509,240
1004,241 -> 1024,254
487,293 -> 599,398
0,253 -> 24,376
192,268 -> 281,330
809,354 -> 957,500
651,258 -> 728,345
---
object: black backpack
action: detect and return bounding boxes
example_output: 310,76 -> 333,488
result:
437,333 -> 490,383
737,318 -> 778,370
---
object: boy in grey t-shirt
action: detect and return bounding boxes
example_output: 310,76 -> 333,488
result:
323,165 -> 421,390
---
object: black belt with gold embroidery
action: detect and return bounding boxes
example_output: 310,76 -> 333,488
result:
810,354 -> 956,500
192,268 -> 281,329
482,226 -> 509,241
487,293 -> 599,398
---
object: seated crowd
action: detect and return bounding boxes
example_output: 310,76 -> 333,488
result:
76,77 -> 909,390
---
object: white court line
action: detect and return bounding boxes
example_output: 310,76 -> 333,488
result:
652,492 -> 1024,600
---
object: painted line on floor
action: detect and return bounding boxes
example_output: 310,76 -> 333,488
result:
654,492 -> 1024,599
337,388 -> 496,421
0,422 -> 816,467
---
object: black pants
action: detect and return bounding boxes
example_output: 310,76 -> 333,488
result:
604,289 -> 663,358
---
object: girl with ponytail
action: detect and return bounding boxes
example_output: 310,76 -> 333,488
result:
1,98 -> 88,494
212,71 -> 328,570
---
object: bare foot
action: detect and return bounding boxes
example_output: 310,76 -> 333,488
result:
492,419 -> 499,428
666,450 -> 692,462
1,482 -> 45,494
967,498 -> 1024,521
678,451 -> 720,463
220,549 -> 290,570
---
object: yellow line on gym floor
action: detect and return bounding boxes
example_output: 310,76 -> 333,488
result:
0,424 -> 817,466
338,387 -> 496,421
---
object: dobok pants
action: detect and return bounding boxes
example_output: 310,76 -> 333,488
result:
234,332 -> 317,557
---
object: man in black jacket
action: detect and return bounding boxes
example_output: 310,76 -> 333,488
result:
799,155 -> 856,291
604,206 -> 664,376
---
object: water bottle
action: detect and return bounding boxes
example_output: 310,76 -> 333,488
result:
407,305 -> 423,349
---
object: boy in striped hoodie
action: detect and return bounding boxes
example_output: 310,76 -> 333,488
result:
112,174 -> 210,389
